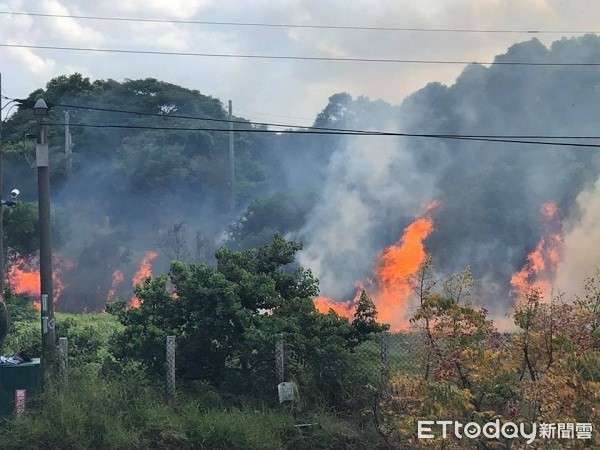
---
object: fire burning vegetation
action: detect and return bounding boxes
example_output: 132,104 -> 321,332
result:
314,203 -> 436,331
6,250 -> 159,311
107,270 -> 124,301
3,199 -> 564,326
509,201 -> 564,301
7,252 -> 75,311
314,200 -> 565,330
3,42 -> 598,329
129,251 -> 158,308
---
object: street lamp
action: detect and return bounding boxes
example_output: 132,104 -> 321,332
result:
34,98 -> 56,367
33,99 -> 48,118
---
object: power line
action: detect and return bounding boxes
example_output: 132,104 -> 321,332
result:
45,121 -> 600,148
42,100 -> 317,131
9,96 -> 362,133
9,96 -> 600,140
0,10 -> 597,35
2,43 -> 600,66
13,98 -> 600,139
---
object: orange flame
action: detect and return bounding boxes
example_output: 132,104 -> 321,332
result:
510,201 -> 563,300
314,204 -> 437,331
372,217 -> 434,329
314,296 -> 356,319
7,252 -> 75,310
107,269 -> 124,301
129,251 -> 158,308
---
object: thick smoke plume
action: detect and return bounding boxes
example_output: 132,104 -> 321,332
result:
298,35 -> 600,315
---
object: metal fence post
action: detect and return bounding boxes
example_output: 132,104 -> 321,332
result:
275,336 -> 284,384
58,337 -> 68,382
166,335 -> 176,405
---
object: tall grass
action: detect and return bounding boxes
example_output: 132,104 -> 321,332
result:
0,364 -> 381,449
0,311 -> 389,448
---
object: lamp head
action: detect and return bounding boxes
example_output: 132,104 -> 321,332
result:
33,98 -> 48,117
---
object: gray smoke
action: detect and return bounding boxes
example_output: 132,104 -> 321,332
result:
555,178 -> 600,297
297,35 -> 600,311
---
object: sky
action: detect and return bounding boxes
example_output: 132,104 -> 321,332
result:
1,0 -> 600,126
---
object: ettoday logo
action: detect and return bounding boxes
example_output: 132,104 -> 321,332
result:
418,420 -> 593,444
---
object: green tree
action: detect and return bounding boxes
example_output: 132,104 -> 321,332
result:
109,235 -> 387,407
3,202 -> 39,256
351,291 -> 389,347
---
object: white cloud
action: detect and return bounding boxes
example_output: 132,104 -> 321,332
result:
6,42 -> 56,76
40,1 -> 105,45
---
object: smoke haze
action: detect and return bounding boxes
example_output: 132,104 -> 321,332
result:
297,35 -> 600,312
7,34 -> 600,318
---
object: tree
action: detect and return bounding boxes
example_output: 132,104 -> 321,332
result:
379,272 -> 600,449
3,202 -> 39,256
351,291 -> 389,347
314,93 -> 353,127
108,235 -> 388,407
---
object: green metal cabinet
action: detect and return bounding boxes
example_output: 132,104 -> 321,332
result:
0,358 -> 42,418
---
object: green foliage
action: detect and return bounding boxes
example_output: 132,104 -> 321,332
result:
118,133 -> 189,191
3,74 -> 274,213
351,291 -> 390,347
0,311 -> 122,366
0,289 -> 39,355
3,289 -> 36,324
55,313 -> 124,368
0,365 -> 179,449
1,320 -> 39,356
109,235 -> 386,410
3,202 -> 39,256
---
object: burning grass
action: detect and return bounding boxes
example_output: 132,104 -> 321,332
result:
129,251 -> 158,308
315,208 -> 435,331
510,201 -> 564,301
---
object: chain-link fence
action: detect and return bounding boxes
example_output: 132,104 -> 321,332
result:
159,331 -> 430,405
351,331 -> 428,384
270,331 -> 430,406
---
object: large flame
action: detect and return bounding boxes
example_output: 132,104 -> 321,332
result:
129,251 -> 158,308
314,205 -> 436,331
372,216 -> 434,328
6,252 -> 75,310
510,201 -> 563,300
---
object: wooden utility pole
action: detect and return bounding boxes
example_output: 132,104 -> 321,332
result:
35,99 -> 56,368
228,100 -> 235,213
64,110 -> 73,178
